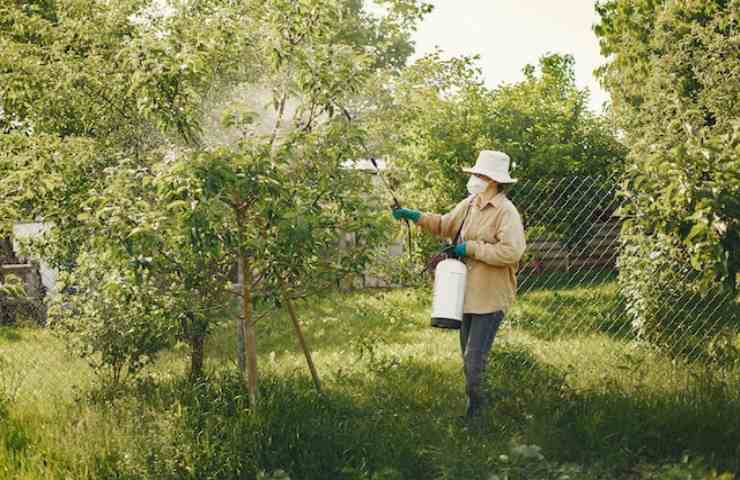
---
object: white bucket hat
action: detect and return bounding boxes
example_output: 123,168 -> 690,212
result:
462,150 -> 517,184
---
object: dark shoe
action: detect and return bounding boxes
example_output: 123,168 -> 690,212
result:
456,402 -> 481,424
459,414 -> 484,433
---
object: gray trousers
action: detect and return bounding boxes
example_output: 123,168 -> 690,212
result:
460,311 -> 504,415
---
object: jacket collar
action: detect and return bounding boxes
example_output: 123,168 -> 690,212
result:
475,191 -> 506,209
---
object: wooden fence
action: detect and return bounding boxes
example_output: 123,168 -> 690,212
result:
522,220 -> 621,273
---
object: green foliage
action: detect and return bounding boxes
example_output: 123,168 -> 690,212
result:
596,0 -> 740,301
617,230 -> 738,357
0,274 -> 25,299
0,417 -> 32,475
48,250 -> 176,385
644,459 -> 737,480
370,52 -> 625,211
490,53 -> 626,179
0,0 -> 255,239
0,0 -> 431,388
596,0 -> 740,347
380,52 -> 496,212
360,52 -> 625,268
186,125 -> 390,300
0,354 -> 8,417
0,274 -> 28,327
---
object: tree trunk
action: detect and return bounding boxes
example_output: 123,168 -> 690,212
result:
0,270 -> 16,326
233,203 -> 258,409
236,260 -> 247,375
0,236 -> 15,261
237,250 -> 258,409
190,333 -> 205,381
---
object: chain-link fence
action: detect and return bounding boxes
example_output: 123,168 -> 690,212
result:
503,174 -> 739,377
1,175 -> 738,409
1,255 -> 68,408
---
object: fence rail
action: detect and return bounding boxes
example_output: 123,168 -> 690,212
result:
524,219 -> 620,272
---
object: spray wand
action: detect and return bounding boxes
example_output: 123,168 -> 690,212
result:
341,108 -> 413,263
364,146 -> 413,265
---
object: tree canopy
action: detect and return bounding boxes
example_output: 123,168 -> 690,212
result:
596,0 -> 739,290
0,0 -> 431,396
369,52 -> 625,211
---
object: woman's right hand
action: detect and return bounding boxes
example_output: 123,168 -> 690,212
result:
392,208 -> 421,223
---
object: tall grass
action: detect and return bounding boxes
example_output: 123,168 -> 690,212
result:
1,282 -> 739,479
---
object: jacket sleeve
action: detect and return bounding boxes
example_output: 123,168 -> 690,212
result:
416,197 -> 471,240
467,207 -> 526,267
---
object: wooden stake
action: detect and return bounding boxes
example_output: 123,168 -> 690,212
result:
282,287 -> 321,393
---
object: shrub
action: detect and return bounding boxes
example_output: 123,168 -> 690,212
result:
597,0 -> 740,352
48,250 -> 175,385
618,228 -> 737,357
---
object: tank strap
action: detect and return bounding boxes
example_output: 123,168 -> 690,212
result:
453,196 -> 475,244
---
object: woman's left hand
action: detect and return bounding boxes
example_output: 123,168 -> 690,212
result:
453,242 -> 467,257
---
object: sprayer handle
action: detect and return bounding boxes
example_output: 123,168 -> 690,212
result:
442,244 -> 457,259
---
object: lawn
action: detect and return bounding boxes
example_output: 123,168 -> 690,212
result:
1,280 -> 739,479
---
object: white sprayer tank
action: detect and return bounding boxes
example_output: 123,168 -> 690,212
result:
431,258 -> 467,329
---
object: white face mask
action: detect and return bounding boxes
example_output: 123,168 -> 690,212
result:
466,175 -> 489,195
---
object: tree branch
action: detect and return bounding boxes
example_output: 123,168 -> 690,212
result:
269,89 -> 288,155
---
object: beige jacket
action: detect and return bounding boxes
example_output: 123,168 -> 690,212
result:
417,191 -> 526,314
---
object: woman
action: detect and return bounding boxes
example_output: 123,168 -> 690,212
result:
392,150 -> 526,421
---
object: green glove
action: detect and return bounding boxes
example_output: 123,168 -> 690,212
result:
392,208 -> 421,223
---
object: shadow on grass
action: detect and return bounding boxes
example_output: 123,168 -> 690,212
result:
48,344 -> 740,480
105,361 -> 502,480
184,289 -> 740,477
486,345 -> 740,473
